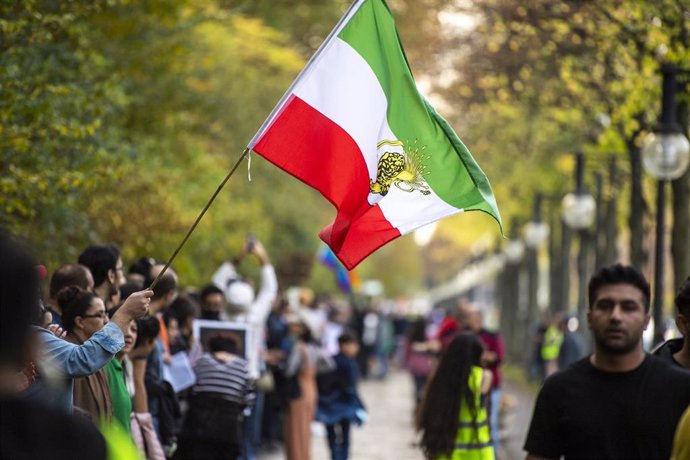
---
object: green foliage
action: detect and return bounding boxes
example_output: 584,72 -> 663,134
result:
223,0 -> 349,56
5,0 -> 686,296
0,0 -> 425,294
429,0 -> 689,236
1,1 -> 129,263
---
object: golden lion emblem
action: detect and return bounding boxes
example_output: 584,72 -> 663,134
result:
369,140 -> 431,197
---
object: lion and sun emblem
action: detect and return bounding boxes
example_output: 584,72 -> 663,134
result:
368,139 -> 431,204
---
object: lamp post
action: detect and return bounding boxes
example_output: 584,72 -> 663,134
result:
524,194 -> 550,362
562,152 -> 596,347
641,63 -> 690,345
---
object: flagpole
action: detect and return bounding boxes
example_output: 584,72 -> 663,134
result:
148,148 -> 250,291
247,0 -> 366,149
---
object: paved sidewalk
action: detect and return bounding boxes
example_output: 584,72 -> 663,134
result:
499,378 -> 537,460
259,370 -> 419,460
258,369 -> 536,460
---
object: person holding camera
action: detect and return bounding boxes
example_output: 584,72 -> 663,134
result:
211,235 -> 278,460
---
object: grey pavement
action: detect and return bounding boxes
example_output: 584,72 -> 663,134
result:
258,369 -> 536,460
499,377 -> 537,460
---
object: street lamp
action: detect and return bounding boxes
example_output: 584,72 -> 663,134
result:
562,151 -> 596,347
524,193 -> 550,250
641,63 -> 690,345
561,152 -> 596,230
504,239 -> 525,264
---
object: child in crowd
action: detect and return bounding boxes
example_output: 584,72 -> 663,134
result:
316,330 -> 366,460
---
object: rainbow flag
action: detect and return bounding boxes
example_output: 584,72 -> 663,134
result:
318,245 -> 360,294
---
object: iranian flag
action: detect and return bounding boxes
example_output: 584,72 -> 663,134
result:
249,0 -> 501,270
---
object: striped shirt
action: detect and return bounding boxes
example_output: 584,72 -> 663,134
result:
191,353 -> 254,406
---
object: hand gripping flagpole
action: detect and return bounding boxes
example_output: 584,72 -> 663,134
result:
148,148 -> 250,291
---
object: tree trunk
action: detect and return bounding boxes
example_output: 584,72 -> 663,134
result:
605,160 -> 619,265
560,219 -> 572,313
577,229 -> 591,349
500,262 -> 520,362
595,173 -> 606,270
671,100 -> 690,293
627,139 -> 647,269
549,213 -> 561,313
525,247 -> 539,362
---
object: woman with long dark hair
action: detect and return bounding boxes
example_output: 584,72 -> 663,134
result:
416,332 -> 494,460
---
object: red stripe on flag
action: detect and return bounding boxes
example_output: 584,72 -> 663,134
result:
253,95 -> 400,269
320,205 -> 401,270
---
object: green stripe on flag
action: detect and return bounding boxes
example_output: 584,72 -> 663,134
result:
338,0 -> 501,227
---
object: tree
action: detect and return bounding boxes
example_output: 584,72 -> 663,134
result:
433,0 -> 689,289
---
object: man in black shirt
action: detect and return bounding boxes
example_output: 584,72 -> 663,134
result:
524,264 -> 690,460
653,277 -> 690,370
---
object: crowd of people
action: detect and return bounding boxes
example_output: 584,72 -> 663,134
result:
0,231 -> 398,460
2,227 -> 690,460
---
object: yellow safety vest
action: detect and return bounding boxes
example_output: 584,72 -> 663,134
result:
541,325 -> 564,361
439,366 -> 495,460
100,419 -> 143,460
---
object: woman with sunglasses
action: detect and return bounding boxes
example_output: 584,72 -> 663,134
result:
59,286 -> 114,424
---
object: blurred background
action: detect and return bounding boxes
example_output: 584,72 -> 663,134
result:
2,0 -> 689,347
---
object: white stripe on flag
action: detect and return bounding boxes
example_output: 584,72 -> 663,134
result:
296,37 -> 462,233
378,186 -> 464,235
294,38 -> 390,179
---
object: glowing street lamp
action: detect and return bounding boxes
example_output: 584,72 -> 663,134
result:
641,63 -> 690,344
562,152 -> 595,345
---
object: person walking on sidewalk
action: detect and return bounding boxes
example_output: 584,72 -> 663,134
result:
653,277 -> 690,370
467,306 -> 504,457
417,332 -> 494,460
524,264 -> 690,460
316,330 -> 366,460
283,314 -> 321,460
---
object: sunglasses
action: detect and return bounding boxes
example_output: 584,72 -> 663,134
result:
81,310 -> 108,319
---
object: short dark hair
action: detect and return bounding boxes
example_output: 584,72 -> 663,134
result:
129,257 -> 156,279
588,264 -> 650,312
338,329 -> 358,345
0,231 -> 41,368
134,315 -> 160,348
49,264 -> 92,299
208,335 -> 238,354
120,278 -> 144,302
151,272 -> 177,301
78,244 -> 120,287
169,294 -> 199,326
200,284 -> 224,303
675,277 -> 690,317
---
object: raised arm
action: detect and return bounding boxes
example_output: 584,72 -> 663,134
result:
245,241 -> 278,325
38,290 -> 152,378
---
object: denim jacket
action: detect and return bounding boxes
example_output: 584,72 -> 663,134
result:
23,322 -> 124,413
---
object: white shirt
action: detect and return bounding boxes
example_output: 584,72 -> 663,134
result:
212,262 -> 278,379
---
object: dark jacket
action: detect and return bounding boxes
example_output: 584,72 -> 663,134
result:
652,338 -> 684,366
316,353 -> 365,425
